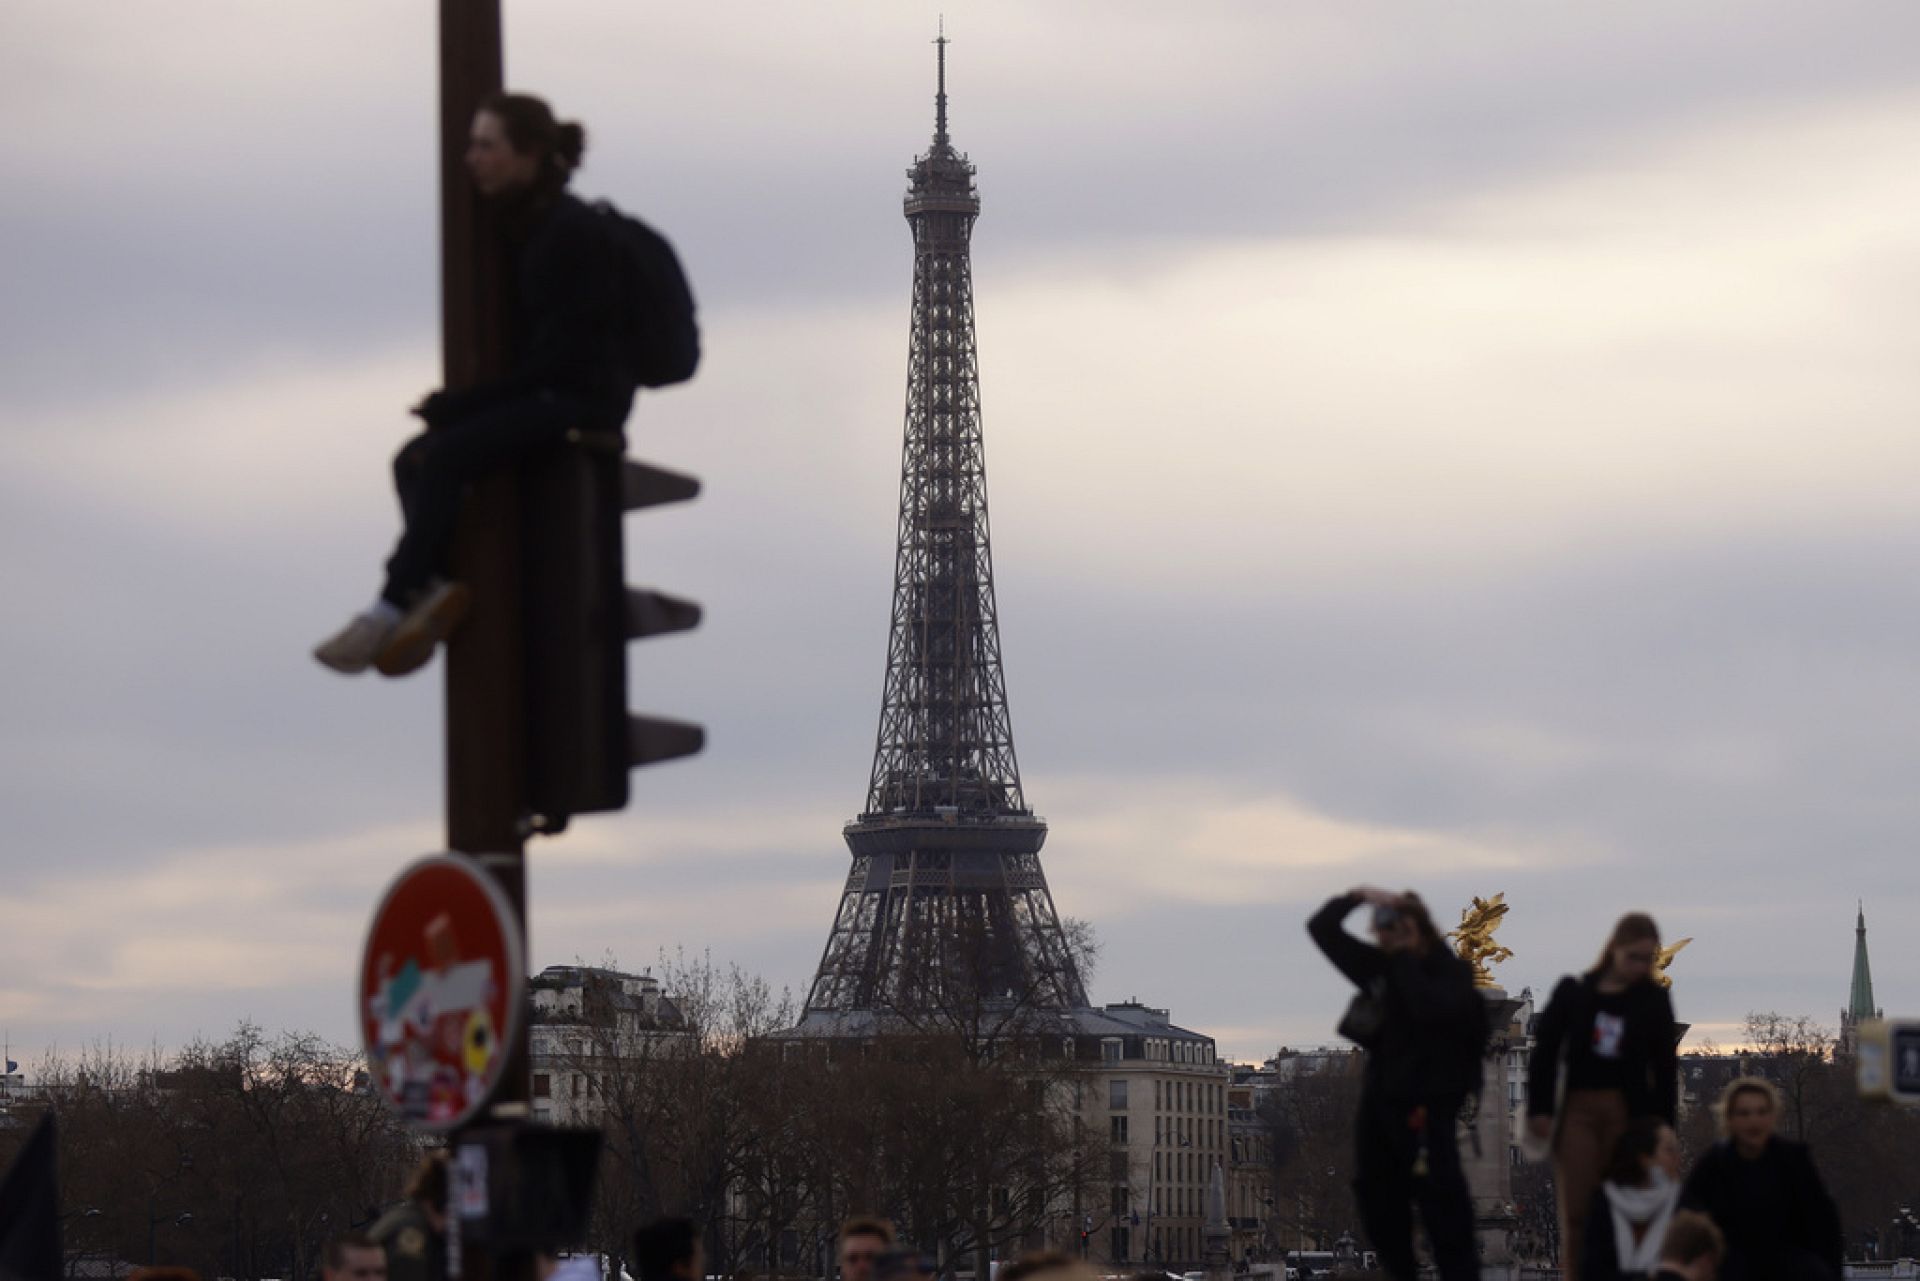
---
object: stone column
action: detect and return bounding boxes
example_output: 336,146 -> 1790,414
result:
1464,986 -> 1523,1280
1204,1160 -> 1233,1279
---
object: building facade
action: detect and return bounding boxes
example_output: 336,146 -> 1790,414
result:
1074,1003 -> 1233,1271
527,964 -> 687,1126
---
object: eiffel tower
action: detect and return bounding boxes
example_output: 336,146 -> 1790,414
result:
802,35 -> 1087,1019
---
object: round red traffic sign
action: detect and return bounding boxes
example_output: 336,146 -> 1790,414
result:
359,853 -> 524,1131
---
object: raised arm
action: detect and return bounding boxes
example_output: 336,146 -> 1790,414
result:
1308,891 -> 1385,990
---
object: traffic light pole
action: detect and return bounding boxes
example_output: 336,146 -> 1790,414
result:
436,8 -> 533,1281
437,2 -> 528,1047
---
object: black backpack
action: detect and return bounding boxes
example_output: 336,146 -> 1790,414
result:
593,200 -> 700,389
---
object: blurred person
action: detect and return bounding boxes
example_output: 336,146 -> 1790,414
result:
838,1217 -> 896,1281
631,1216 -> 702,1281
995,1251 -> 1096,1281
1580,1118 -> 1682,1281
369,1150 -> 448,1281
1650,1211 -> 1725,1281
322,1235 -> 389,1281
1679,1077 -> 1840,1281
1527,913 -> 1678,1281
1309,886 -> 1486,1281
316,92 -> 642,675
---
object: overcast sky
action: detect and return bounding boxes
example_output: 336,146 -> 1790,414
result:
4,1 -> 1919,1068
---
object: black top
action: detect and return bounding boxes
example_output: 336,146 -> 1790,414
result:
1679,1137 -> 1842,1281
1528,973 -> 1677,1123
427,190 -> 635,426
1308,893 -> 1484,1103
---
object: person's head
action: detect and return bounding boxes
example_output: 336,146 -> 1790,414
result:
1589,912 -> 1661,985
1603,1117 -> 1680,1186
1371,892 -> 1443,956
1657,1210 -> 1725,1279
468,92 -> 585,198
1717,1075 -> 1780,1153
631,1217 -> 701,1281
404,1151 -> 449,1230
321,1235 -> 387,1281
995,1252 -> 1097,1281
838,1217 -> 895,1281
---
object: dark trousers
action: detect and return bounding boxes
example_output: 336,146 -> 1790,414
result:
382,392 -> 597,606
1353,1089 -> 1479,1281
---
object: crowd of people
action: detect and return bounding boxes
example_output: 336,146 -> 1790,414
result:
1312,889 -> 1845,1281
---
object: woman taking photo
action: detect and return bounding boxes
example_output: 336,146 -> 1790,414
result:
1309,886 -> 1485,1281
1526,913 -> 1678,1281
1579,1118 -> 1681,1281
1680,1077 -> 1841,1281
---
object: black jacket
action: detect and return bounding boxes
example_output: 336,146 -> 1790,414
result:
1308,893 -> 1484,1103
1679,1137 -> 1841,1281
1528,973 -> 1677,1123
425,190 -> 635,427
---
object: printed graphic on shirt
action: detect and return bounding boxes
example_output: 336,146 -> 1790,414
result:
1592,1011 -> 1626,1059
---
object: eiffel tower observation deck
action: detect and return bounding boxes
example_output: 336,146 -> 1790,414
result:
801,37 -> 1088,1021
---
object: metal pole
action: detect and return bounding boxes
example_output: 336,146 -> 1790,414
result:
436,9 -> 532,1281
436,0 -> 528,1098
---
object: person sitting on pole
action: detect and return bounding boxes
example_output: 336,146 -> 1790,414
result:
315,92 -> 637,676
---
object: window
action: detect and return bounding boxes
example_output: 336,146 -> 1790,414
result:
1102,1037 -> 1123,1063
532,1073 -> 551,1099
1109,1150 -> 1129,1181
1154,1079 -> 1162,1110
1110,1079 -> 1128,1110
1154,1151 -> 1161,1179
1111,1115 -> 1129,1143
570,1074 -> 582,1098
1111,1185 -> 1129,1215
1110,1227 -> 1130,1262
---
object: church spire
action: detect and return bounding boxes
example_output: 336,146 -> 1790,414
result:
1850,901 -> 1879,1022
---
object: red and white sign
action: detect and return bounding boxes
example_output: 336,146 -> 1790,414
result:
359,853 -> 524,1131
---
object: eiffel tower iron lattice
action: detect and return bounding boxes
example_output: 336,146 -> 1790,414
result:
804,36 -> 1087,1017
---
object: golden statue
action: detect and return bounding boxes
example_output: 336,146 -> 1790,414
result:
1449,893 -> 1513,989
1654,937 -> 1692,989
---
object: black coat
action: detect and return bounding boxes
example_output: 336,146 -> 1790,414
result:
425,189 -> 635,426
1679,1137 -> 1841,1281
1308,894 -> 1484,1103
1527,973 -> 1677,1123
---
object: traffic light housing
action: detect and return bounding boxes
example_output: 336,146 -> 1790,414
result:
1854,1019 -> 1920,1103
522,433 -> 702,831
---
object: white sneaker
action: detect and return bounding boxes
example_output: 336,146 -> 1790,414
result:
314,611 -> 398,675
375,580 -> 472,677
